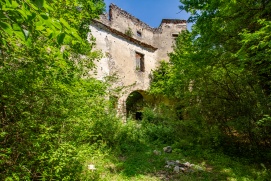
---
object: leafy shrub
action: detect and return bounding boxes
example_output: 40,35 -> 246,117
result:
0,0 -> 109,179
140,106 -> 223,150
89,113 -> 121,146
115,120 -> 145,153
124,27 -> 133,37
135,106 -> 175,145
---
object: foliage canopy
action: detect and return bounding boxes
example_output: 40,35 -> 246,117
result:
150,0 -> 271,156
0,0 -> 124,180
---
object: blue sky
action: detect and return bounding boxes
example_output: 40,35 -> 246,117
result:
103,0 -> 192,30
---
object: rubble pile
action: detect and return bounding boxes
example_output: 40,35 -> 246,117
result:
165,160 -> 204,173
153,146 -> 206,174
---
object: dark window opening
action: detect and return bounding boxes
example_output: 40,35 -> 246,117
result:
126,91 -> 144,120
109,8 -> 112,21
135,52 -> 145,72
135,111 -> 143,120
172,34 -> 179,39
137,31 -> 142,37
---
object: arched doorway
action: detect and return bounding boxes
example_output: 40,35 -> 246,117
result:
126,91 -> 145,120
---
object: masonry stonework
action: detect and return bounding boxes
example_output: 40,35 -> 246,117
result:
89,4 -> 186,119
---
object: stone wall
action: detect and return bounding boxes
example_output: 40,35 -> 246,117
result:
154,19 -> 187,62
88,4 -> 187,119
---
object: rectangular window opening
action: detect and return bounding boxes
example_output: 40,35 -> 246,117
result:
137,31 -> 142,37
135,52 -> 145,72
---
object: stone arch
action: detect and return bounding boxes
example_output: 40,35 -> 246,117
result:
125,90 -> 147,120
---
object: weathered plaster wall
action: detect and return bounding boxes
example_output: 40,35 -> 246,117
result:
89,25 -> 157,90
89,27 -> 110,81
109,4 -> 155,46
88,4 -> 187,118
154,20 -> 187,62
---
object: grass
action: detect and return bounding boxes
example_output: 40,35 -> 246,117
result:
84,143 -> 270,180
80,117 -> 271,180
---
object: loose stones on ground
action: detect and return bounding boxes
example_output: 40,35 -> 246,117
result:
163,146 -> 172,153
165,160 -> 193,173
153,150 -> 161,155
154,146 -> 205,174
165,160 -> 205,173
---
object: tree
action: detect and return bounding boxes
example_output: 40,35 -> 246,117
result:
150,0 -> 271,155
0,0 -> 120,180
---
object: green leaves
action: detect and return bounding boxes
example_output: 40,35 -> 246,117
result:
57,33 -> 65,44
60,18 -> 71,29
0,0 -> 88,45
150,0 -> 271,153
0,0 -> 107,180
34,0 -> 45,8
12,23 -> 25,40
0,22 -> 29,41
0,22 -> 12,35
40,13 -> 49,20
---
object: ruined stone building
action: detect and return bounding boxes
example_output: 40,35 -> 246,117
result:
89,4 -> 186,119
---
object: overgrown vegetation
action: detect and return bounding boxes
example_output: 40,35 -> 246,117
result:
124,27 -> 133,37
0,0 -> 109,180
66,106 -> 271,180
150,0 -> 271,159
1,0 -> 270,180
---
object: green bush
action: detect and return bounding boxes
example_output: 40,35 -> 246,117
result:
139,105 -> 224,151
115,120 -> 145,153
140,106 -> 174,144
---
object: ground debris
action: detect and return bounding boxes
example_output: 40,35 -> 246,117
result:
164,160 -> 205,173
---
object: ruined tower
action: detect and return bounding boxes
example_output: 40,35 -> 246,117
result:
89,4 -> 186,119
